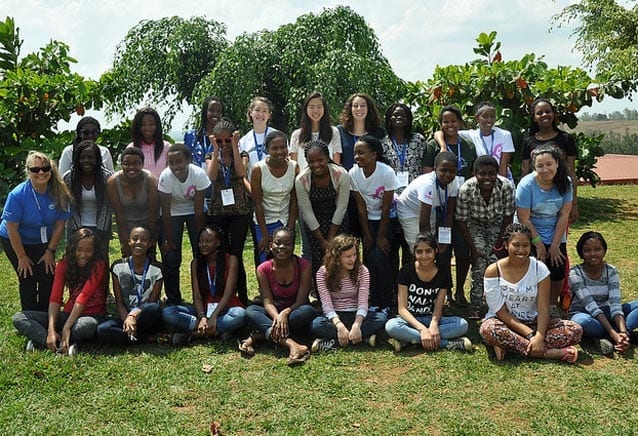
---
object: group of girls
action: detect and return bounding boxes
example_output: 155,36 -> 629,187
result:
4,92 -> 637,364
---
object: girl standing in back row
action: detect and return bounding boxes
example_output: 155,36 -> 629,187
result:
128,107 -> 170,179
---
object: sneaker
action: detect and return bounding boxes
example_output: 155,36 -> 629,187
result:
581,338 -> 614,356
367,334 -> 377,348
172,332 -> 191,347
387,338 -> 403,352
67,344 -> 78,357
25,340 -> 34,352
445,337 -> 472,352
311,338 -> 337,353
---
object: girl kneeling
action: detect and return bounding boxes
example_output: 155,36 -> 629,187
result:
480,224 -> 582,362
385,233 -> 471,352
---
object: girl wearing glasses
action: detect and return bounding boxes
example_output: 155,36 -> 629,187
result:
0,152 -> 73,311
205,119 -> 251,305
58,116 -> 114,175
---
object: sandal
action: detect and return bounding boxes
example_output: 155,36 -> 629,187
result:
286,350 -> 310,366
560,346 -> 579,364
237,339 -> 255,358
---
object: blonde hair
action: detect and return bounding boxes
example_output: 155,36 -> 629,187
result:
25,151 -> 73,211
322,234 -> 361,293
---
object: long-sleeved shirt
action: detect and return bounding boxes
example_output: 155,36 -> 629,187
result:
569,263 -> 622,319
50,258 -> 107,316
316,264 -> 369,320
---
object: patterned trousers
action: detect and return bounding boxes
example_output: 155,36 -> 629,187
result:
467,220 -> 501,308
480,317 -> 582,355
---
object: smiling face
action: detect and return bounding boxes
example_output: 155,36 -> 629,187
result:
390,106 -> 408,132
581,237 -> 606,268
353,141 -> 375,169
214,130 -> 233,153
434,160 -> 456,187
128,227 -> 151,258
121,153 -> 144,180
26,156 -> 52,189
476,108 -> 496,134
533,152 -> 558,184
140,114 -> 157,143
198,228 -> 221,257
507,232 -> 531,260
351,96 -> 368,122
440,110 -> 460,138
75,236 -> 95,268
307,148 -> 329,177
167,150 -> 190,181
206,100 -> 223,128
270,230 -> 294,260
79,147 -> 97,175
533,101 -> 555,130
475,164 -> 498,192
265,136 -> 287,164
414,241 -> 437,268
306,97 -> 325,125
249,100 -> 271,128
339,246 -> 358,271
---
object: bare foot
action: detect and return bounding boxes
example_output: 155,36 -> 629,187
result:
545,346 -> 578,363
493,345 -> 506,361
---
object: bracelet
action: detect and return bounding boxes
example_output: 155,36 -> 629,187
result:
526,331 -> 536,340
531,236 -> 542,244
197,312 -> 206,319
46,247 -> 56,253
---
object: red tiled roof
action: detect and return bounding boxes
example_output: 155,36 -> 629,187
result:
590,154 -> 638,185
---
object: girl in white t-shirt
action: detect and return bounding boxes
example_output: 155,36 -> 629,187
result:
480,223 -> 582,362
349,135 -> 397,310
239,96 -> 282,183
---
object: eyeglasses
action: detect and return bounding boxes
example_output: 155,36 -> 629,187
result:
80,129 -> 100,136
28,165 -> 52,173
215,138 -> 232,145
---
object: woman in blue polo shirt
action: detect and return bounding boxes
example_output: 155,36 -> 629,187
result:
0,151 -> 73,311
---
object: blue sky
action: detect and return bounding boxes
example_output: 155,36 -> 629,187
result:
5,0 -> 634,130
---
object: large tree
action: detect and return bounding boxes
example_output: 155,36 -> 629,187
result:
100,16 -> 228,125
194,6 -> 406,133
553,0 -> 638,96
0,17 -> 100,203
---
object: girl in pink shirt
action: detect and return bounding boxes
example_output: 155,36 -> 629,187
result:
128,107 -> 170,178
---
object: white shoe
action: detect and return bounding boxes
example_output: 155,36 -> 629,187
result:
387,338 -> 403,352
367,334 -> 377,348
67,344 -> 78,357
445,337 -> 472,352
25,340 -> 34,352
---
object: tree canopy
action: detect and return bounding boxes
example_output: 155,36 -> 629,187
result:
101,16 -> 228,124
553,0 -> 638,96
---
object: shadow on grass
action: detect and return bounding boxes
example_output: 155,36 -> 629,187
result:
577,196 -> 625,224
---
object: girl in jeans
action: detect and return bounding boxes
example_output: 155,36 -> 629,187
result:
310,234 -> 386,352
569,231 -> 638,355
385,233 -> 471,352
162,226 -> 246,345
239,227 -> 316,366
12,228 -> 108,355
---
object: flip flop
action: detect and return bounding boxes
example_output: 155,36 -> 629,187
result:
560,346 -> 579,364
286,350 -> 310,366
238,339 -> 255,358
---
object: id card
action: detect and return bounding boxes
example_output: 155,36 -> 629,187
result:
438,226 -> 452,244
40,227 -> 48,244
455,176 -> 465,187
221,188 -> 235,206
206,302 -> 219,318
396,171 -> 409,188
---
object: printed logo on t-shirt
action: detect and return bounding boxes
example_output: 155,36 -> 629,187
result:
185,184 -> 196,199
372,186 -> 385,200
407,283 -> 438,315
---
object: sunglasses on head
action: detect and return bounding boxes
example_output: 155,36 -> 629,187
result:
215,138 -> 232,145
29,165 -> 52,174
80,129 -> 100,136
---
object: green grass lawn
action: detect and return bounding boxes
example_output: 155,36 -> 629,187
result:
1,185 -> 638,434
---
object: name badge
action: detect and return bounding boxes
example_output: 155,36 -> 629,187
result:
40,226 -> 48,244
455,176 -> 465,186
438,226 -> 452,244
206,302 -> 219,318
397,171 -> 409,188
221,188 -> 235,206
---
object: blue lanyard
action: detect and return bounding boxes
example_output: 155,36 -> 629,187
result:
253,127 -> 269,161
447,139 -> 462,174
206,263 -> 217,298
480,131 -> 495,157
30,182 -> 48,227
128,256 -> 149,307
220,149 -> 231,188
391,136 -> 407,168
202,135 -> 212,155
435,179 -> 448,219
